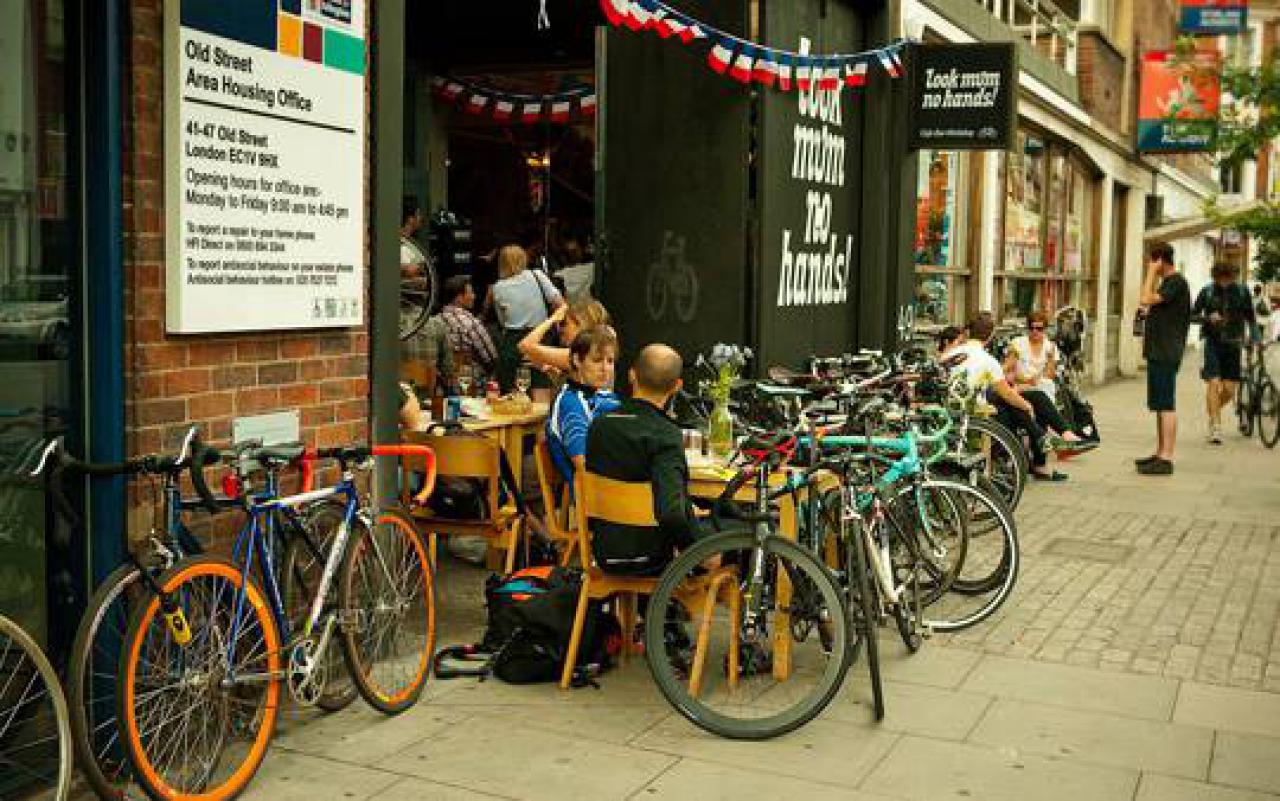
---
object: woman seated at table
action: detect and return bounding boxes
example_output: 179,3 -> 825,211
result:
518,297 -> 612,383
546,326 -> 621,484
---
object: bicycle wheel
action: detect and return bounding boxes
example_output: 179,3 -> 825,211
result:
399,258 -> 438,341
1237,378 -> 1256,437
0,615 -> 72,801
118,556 -> 281,801
1259,380 -> 1280,449
644,531 -> 850,740
69,563 -> 153,800
842,516 -> 884,720
282,502 -> 357,712
910,480 -> 1019,632
962,417 -> 1027,512
339,509 -> 435,715
883,481 -> 967,608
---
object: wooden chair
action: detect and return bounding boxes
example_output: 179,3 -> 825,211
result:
561,471 -> 740,693
533,434 -> 577,566
401,432 -> 524,575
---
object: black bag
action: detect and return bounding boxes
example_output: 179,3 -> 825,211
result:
427,476 -> 487,520
482,566 -> 621,685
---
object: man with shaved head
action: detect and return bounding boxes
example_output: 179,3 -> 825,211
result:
586,344 -> 705,575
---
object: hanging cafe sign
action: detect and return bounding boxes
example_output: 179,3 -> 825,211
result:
430,76 -> 596,124
599,0 -> 908,91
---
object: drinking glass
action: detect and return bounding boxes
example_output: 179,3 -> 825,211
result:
515,366 -> 532,397
457,364 -> 474,397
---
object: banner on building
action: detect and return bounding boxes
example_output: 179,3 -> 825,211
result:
1180,0 -> 1248,35
1136,50 -> 1221,153
906,42 -> 1017,151
163,0 -> 367,333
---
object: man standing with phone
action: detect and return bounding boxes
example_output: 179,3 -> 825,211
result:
1136,242 -> 1191,475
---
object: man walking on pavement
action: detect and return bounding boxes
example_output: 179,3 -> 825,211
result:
1191,262 -> 1256,444
1136,242 -> 1191,475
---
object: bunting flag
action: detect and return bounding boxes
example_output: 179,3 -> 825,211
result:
432,76 -> 597,125
599,0 -> 909,92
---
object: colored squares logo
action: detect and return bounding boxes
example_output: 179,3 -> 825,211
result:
275,3 -> 364,75
278,14 -> 302,57
303,22 -> 324,63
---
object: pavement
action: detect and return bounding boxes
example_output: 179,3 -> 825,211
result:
117,360 -> 1280,801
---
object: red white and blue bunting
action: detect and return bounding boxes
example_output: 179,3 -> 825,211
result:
601,0 -> 907,91
431,76 -> 597,124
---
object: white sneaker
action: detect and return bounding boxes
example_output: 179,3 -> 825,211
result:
1208,427 -> 1223,445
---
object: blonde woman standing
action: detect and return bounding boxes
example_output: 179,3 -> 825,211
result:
486,244 -> 565,391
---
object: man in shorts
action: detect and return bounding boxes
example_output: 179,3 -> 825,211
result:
1136,242 -> 1191,475
1192,262 -> 1257,444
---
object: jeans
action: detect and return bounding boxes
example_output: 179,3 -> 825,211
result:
1021,389 -> 1073,436
993,398 -> 1048,468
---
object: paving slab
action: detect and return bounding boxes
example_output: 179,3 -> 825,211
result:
874,642 -> 983,689
430,664 -> 670,708
1212,732 -> 1280,795
968,698 -> 1213,779
635,759 -> 899,801
374,777 -> 514,801
962,654 -> 1179,720
827,678 -> 993,741
448,704 -> 672,745
1175,682 -> 1280,738
273,703 -> 465,766
374,715 -> 676,801
240,750 -> 402,801
861,734 -> 1138,801
630,715 -> 899,789
1137,773 -> 1280,801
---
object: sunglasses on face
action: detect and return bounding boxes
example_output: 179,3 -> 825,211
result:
1030,325 -> 1046,331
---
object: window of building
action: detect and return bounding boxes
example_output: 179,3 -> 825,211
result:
1220,161 -> 1244,194
912,150 -> 970,326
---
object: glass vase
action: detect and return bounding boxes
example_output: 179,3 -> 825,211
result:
707,397 -> 734,458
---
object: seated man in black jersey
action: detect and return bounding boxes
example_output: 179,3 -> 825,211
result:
585,343 -> 707,575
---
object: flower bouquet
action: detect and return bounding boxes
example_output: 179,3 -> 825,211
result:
697,343 -> 753,457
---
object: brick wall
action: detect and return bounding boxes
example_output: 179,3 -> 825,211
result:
122,1 -> 372,537
1077,29 -> 1125,132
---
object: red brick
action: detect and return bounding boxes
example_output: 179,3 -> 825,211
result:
137,343 -> 186,370
133,318 -> 165,343
211,365 -> 257,390
300,359 -> 334,381
188,341 -> 237,367
280,384 -> 320,407
135,263 -> 163,289
333,355 -> 368,378
208,418 -> 233,442
236,340 -> 279,363
131,427 -> 162,457
315,422 -> 365,449
281,339 -> 320,359
335,399 -> 368,422
236,387 -> 280,414
318,379 -> 353,402
188,392 -> 234,420
302,404 -> 337,427
135,398 -> 186,426
133,373 -> 164,399
318,333 -> 355,355
258,362 -> 299,385
163,368 -> 212,396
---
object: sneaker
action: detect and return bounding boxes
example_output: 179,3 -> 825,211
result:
1137,457 -> 1174,475
1208,428 -> 1223,445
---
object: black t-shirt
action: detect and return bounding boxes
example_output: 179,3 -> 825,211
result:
1143,272 -> 1191,364
1194,282 -> 1255,344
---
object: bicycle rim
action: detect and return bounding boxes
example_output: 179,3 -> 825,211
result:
843,517 -> 884,720
69,564 -> 150,800
119,557 -> 281,801
1259,381 -> 1280,448
644,532 -> 850,740
340,511 -> 435,715
0,615 -> 72,801
915,480 -> 1019,631
964,418 -> 1026,512
1238,380 -> 1255,437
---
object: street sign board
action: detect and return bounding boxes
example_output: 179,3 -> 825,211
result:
1180,0 -> 1248,35
907,42 -> 1017,151
163,0 -> 367,333
1136,50 -> 1221,153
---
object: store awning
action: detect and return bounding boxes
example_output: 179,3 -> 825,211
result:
1143,199 -> 1267,242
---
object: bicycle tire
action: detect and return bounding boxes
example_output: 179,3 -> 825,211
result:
0,614 -> 73,801
813,489 -> 862,666
282,502 -> 358,713
912,480 -> 1019,632
68,563 -> 150,800
118,556 -> 281,801
963,417 -> 1027,512
398,257 -> 438,341
1238,378 -> 1256,437
844,516 -> 884,720
339,509 -> 435,715
1259,379 -> 1280,449
644,531 -> 851,740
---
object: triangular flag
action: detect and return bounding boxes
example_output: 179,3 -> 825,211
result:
550,100 -> 572,123
520,101 -> 543,123
844,61 -> 868,87
708,39 -> 734,74
493,99 -> 515,121
777,55 -> 794,91
580,94 -> 598,116
624,0 -> 652,31
678,20 -> 707,43
600,0 -> 628,26
442,81 -> 466,99
878,49 -> 902,78
729,45 -> 756,83
752,51 -> 779,87
464,93 -> 490,114
795,58 -> 814,91
656,12 -> 685,38
818,58 -> 841,90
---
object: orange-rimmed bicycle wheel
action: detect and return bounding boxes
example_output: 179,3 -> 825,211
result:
118,556 -> 281,801
339,509 -> 435,714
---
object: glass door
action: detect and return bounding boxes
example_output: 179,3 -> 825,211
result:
0,0 -> 80,648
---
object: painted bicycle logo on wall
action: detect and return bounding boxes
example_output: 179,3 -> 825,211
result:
645,230 -> 700,323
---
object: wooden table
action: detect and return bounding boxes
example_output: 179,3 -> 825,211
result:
460,404 -> 549,488
687,461 -> 801,681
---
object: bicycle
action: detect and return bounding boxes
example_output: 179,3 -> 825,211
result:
1238,342 -> 1280,448
115,442 -> 437,801
0,613 -> 72,800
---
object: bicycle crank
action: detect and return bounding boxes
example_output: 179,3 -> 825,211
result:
286,638 -> 329,707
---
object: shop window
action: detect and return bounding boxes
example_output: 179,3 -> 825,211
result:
912,150 -> 971,326
1004,131 -> 1046,273
1220,161 -> 1244,195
